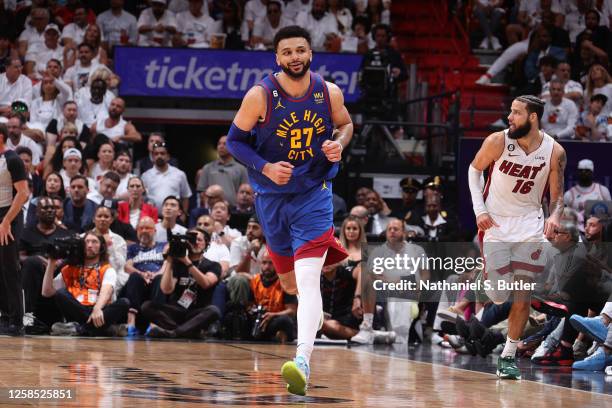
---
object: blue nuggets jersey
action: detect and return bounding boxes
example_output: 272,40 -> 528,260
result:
248,72 -> 338,194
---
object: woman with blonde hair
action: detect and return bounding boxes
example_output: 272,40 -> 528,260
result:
339,215 -> 367,266
584,64 -> 612,115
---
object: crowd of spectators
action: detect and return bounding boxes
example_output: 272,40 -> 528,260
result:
473,0 -> 612,141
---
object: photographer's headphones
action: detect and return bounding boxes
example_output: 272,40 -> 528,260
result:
371,24 -> 392,42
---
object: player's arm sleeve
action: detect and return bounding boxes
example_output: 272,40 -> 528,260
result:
468,164 -> 487,217
226,123 -> 268,172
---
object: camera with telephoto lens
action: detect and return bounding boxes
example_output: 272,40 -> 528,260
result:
46,235 -> 84,264
167,231 -> 198,258
251,305 -> 267,339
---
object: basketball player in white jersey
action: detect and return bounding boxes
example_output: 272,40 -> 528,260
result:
468,95 -> 566,380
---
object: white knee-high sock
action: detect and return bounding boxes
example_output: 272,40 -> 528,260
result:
294,254 -> 326,364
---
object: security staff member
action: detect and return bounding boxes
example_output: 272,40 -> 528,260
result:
0,123 -> 30,336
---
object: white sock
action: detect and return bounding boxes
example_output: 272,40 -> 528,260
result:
294,254 -> 326,364
362,313 -> 373,328
501,337 -> 520,358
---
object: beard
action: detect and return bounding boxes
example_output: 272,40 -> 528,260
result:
155,158 -> 166,167
508,120 -> 531,139
281,59 -> 311,79
578,174 -> 593,186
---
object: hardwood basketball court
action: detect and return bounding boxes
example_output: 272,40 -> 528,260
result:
0,337 -> 610,407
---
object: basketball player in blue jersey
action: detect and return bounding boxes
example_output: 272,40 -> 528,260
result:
226,26 -> 353,396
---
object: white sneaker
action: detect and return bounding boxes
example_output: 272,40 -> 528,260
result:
476,74 -> 492,85
531,338 -> 556,360
479,37 -> 489,49
448,334 -> 465,349
373,330 -> 396,344
23,312 -> 34,327
51,322 -> 80,336
606,365 -> 612,376
351,322 -> 374,344
587,341 -> 599,356
431,332 -> 445,345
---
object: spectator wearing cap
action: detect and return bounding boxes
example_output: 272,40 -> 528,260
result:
6,112 -> 43,165
24,24 -> 64,80
59,147 -> 93,192
575,94 -> 608,141
10,100 -> 46,143
0,59 -> 33,116
542,79 -> 578,140
142,141 -> 192,216
63,174 -> 97,232
17,7 -> 50,59
564,159 -> 611,230
196,135 -> 248,208
392,177 -> 423,231
137,0 -> 178,47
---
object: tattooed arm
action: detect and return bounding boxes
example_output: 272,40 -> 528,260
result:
544,142 -> 566,239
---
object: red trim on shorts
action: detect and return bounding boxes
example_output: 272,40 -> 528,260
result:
266,245 -> 294,275
496,264 -> 513,275
295,227 -> 349,266
510,261 -> 545,273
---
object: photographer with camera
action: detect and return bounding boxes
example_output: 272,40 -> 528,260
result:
41,231 -> 130,336
19,196 -> 72,332
359,24 -> 407,119
248,247 -> 297,343
141,228 -> 221,338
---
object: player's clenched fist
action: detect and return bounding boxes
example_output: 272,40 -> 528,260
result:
263,161 -> 294,185
476,213 -> 499,231
322,140 -> 343,162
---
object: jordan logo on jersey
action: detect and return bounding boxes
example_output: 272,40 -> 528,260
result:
274,99 -> 285,110
275,110 -> 327,161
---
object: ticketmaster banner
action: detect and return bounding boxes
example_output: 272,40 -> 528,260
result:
113,46 -> 363,102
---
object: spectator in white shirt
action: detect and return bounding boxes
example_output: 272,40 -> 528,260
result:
251,0 -> 290,49
30,72 -> 72,130
541,61 -> 583,106
97,0 -> 138,50
6,112 -> 43,165
328,0 -> 353,35
542,79 -> 578,140
0,58 -> 32,116
32,58 -> 70,99
154,195 -> 187,243
243,0 -> 268,40
174,0 -> 220,48
141,142 -> 192,217
45,100 -> 90,146
60,5 -> 91,48
75,72 -> 115,127
24,24 -> 64,80
210,200 -> 242,248
296,0 -> 339,51
63,43 -> 111,93
285,0 -> 311,21
90,97 -> 142,145
563,0 -> 589,44
17,7 -> 49,58
137,0 -> 178,47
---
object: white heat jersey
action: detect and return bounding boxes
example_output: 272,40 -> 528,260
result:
483,130 -> 555,217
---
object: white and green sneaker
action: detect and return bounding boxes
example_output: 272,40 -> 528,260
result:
281,356 -> 310,396
497,356 -> 521,380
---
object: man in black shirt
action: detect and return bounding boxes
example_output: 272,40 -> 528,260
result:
319,263 -> 362,340
142,228 -> 221,338
20,196 -> 72,331
63,175 -> 96,232
0,123 -> 30,336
